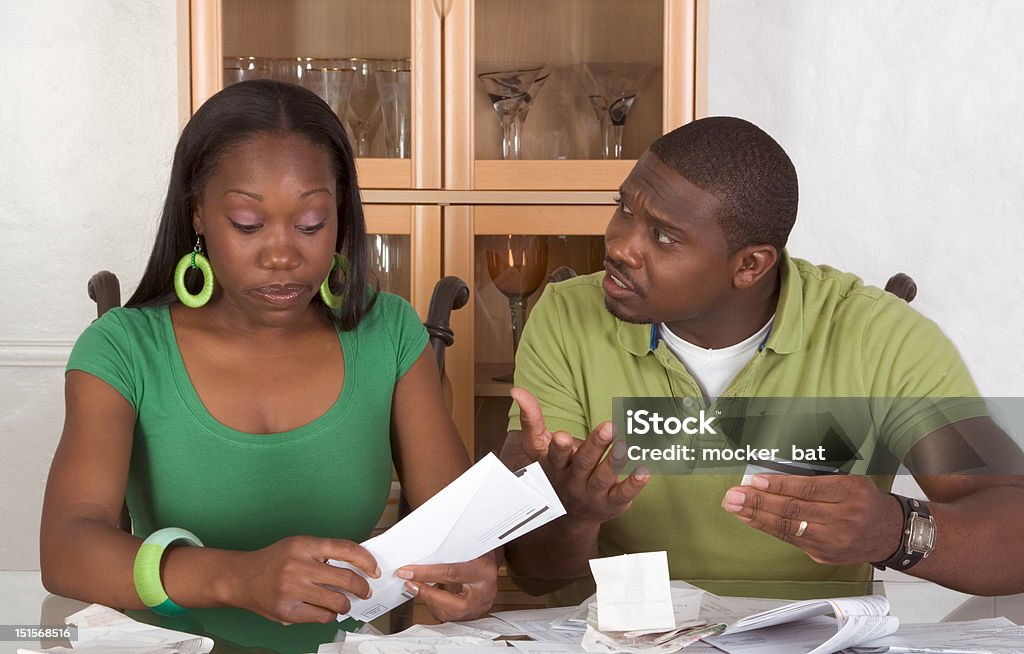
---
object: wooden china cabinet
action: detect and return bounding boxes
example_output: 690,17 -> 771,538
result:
187,0 -> 707,462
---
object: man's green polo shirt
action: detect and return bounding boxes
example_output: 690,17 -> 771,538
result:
508,253 -> 984,602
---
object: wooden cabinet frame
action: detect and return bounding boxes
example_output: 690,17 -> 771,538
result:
186,0 -> 707,450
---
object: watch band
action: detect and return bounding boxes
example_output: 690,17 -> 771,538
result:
872,494 -> 935,571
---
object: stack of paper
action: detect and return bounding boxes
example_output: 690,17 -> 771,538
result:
492,606 -> 585,643
17,604 -> 213,654
580,600 -> 725,654
332,454 -> 566,622
851,616 -> 1024,653
316,622 -> 508,654
575,553 -> 724,654
703,595 -> 898,654
314,582 -> 1023,654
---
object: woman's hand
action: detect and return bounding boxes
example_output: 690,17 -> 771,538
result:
395,551 -> 498,622
226,536 -> 380,625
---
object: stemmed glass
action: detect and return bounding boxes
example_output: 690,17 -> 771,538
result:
338,58 -> 382,157
276,57 -> 317,86
485,236 -> 549,382
369,234 -> 409,298
477,64 -> 546,160
303,62 -> 355,123
374,59 -> 412,159
511,66 -> 551,160
579,62 -> 653,159
223,56 -> 274,86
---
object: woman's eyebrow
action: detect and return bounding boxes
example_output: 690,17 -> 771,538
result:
224,188 -> 263,201
299,187 -> 333,198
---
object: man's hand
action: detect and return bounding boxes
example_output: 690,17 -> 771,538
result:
722,474 -> 903,565
511,387 -> 649,525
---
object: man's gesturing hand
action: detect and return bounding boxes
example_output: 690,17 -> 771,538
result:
510,387 -> 649,524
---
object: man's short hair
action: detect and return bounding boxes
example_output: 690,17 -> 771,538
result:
650,116 -> 798,255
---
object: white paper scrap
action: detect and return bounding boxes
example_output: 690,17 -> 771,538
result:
589,552 -> 675,632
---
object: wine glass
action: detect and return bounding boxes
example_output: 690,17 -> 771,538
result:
374,59 -> 412,159
303,63 -> 355,123
275,57 -> 314,86
578,62 -> 653,159
476,63 -> 546,160
337,57 -> 383,157
485,235 -> 549,381
369,234 -> 410,298
223,56 -> 274,86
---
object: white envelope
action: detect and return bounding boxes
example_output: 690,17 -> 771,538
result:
333,454 -> 565,622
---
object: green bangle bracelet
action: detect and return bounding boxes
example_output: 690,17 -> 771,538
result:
133,527 -> 204,617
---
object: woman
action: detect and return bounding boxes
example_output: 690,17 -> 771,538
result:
40,79 -> 496,652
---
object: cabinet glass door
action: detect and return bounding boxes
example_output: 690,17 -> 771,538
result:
443,202 -> 615,454
364,204 -> 440,317
474,0 -> 663,163
191,0 -> 441,189
473,232 -> 606,460
445,0 -> 697,191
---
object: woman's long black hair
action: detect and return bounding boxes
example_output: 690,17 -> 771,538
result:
126,79 -> 373,330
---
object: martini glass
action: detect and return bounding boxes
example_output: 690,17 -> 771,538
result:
579,62 -> 653,159
485,235 -> 549,381
477,64 -> 546,160
511,65 -> 551,160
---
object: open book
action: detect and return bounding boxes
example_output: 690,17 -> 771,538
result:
702,594 -> 899,654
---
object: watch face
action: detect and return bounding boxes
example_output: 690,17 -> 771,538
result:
907,512 -> 936,555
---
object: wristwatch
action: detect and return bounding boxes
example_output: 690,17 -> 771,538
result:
872,494 -> 936,571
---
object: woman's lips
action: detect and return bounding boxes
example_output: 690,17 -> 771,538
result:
252,284 -> 306,305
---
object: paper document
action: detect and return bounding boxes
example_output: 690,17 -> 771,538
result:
851,616 -> 1024,653
316,633 -> 504,654
590,551 -> 675,632
333,454 -> 565,622
740,459 -> 843,487
508,642 -> 588,654
17,603 -> 213,654
704,594 -> 898,654
491,607 -> 585,644
455,616 -> 527,637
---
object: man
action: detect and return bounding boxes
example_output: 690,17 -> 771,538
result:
501,117 -> 1024,603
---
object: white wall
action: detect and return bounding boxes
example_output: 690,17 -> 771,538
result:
0,2 -> 180,569
706,0 -> 1024,396
2,1 -> 1022,570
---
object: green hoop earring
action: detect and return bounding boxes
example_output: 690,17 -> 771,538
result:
174,236 -> 214,308
319,253 -> 348,309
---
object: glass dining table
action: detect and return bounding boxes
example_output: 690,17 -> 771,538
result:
2,570 -> 1021,654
